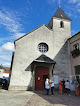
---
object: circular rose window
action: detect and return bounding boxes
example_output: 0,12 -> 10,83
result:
38,43 -> 48,53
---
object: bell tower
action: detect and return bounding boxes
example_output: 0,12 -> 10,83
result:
48,7 -> 72,80
48,7 -> 72,39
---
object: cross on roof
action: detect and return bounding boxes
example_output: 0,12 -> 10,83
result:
59,0 -> 60,7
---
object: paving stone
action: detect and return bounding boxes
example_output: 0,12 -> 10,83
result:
26,91 -> 80,106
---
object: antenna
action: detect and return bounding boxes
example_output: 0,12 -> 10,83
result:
59,0 -> 60,7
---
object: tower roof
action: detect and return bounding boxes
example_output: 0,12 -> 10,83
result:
53,7 -> 71,21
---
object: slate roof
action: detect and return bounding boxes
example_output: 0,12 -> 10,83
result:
53,7 -> 71,21
68,31 -> 80,40
34,54 -> 56,64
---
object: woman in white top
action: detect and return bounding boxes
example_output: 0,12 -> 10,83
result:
45,78 -> 50,95
65,80 -> 70,95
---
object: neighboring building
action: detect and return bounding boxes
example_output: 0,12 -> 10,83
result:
3,67 -> 10,78
0,65 -> 4,78
69,32 -> 80,83
9,6 -> 72,91
0,64 -> 10,80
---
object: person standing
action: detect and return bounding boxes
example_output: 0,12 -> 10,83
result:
62,79 -> 65,94
65,80 -> 70,95
45,78 -> 50,95
50,80 -> 54,95
74,79 -> 79,96
78,81 -> 80,95
59,80 -> 63,94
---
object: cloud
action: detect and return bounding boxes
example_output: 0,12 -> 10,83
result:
0,37 -> 12,44
2,63 -> 11,67
0,9 -> 27,42
68,0 -> 78,3
77,9 -> 80,12
47,0 -> 56,4
0,54 -> 11,61
71,30 -> 78,36
0,10 -> 22,33
13,33 -> 26,39
77,2 -> 80,7
2,42 -> 15,52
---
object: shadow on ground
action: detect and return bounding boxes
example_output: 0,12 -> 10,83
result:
26,90 -> 80,106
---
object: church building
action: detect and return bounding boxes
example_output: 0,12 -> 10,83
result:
9,7 -> 72,91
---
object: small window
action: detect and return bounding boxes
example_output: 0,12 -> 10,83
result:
38,43 -> 48,53
75,65 -> 80,75
73,43 -> 79,50
60,21 -> 64,28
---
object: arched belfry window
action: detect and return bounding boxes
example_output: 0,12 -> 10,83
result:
60,21 -> 64,28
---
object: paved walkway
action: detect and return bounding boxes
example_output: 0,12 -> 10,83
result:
0,90 -> 80,106
26,91 -> 80,106
0,90 -> 34,106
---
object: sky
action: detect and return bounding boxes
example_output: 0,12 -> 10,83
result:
0,0 -> 80,67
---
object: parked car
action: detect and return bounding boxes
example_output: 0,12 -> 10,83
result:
1,78 -> 8,90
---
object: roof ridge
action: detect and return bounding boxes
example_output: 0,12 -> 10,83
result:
53,7 -> 71,21
14,24 -> 52,42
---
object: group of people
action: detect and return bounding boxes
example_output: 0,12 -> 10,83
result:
59,79 -> 70,95
45,78 -> 80,96
59,79 -> 80,96
45,78 -> 54,95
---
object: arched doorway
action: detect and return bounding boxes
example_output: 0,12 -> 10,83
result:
35,66 -> 49,90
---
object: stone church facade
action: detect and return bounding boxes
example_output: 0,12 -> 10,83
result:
9,7 -> 72,91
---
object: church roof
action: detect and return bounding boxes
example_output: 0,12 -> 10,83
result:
14,24 -> 51,42
34,54 -> 56,64
53,7 -> 71,21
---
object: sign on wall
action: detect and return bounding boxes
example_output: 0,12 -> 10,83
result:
38,77 -> 40,80
53,75 -> 58,84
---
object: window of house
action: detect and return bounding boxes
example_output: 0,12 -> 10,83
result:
75,65 -> 80,75
73,43 -> 79,50
38,43 -> 48,53
60,21 -> 64,28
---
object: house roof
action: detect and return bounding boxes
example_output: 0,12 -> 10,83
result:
53,7 -> 71,21
34,54 -> 56,64
3,67 -> 10,73
68,31 -> 80,40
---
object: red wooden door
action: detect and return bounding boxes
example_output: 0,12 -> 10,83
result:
35,66 -> 49,90
35,74 -> 43,90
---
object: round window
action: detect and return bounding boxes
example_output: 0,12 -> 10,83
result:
38,43 -> 48,53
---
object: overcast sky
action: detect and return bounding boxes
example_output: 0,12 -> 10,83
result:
0,0 -> 80,67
